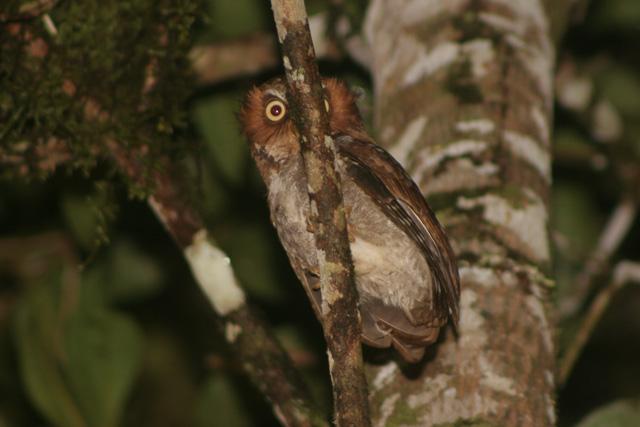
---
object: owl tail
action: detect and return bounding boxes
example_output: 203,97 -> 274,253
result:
299,270 -> 441,363
360,299 -> 441,363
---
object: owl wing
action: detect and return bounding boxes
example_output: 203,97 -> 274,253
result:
335,134 -> 460,326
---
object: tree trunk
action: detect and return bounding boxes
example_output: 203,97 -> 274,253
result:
364,1 -> 566,425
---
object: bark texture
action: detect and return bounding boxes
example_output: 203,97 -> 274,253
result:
270,1 -> 371,426
363,1 -> 564,425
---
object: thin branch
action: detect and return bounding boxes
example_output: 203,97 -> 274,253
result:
559,197 -> 638,319
190,34 -> 279,85
559,260 -> 640,385
0,0 -> 58,22
555,57 -> 640,324
189,12 -> 368,86
269,1 -> 370,426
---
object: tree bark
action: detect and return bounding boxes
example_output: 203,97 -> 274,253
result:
363,1 -> 567,425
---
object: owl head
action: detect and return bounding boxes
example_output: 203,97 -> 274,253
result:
239,77 -> 366,160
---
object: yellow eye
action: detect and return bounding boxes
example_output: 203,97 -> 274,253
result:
324,99 -> 330,112
265,100 -> 286,121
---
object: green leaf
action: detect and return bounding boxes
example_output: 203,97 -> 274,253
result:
596,65 -> 640,118
61,193 -> 99,250
207,0 -> 270,38
194,375 -> 255,427
191,156 -> 230,219
129,331 -> 198,425
103,239 -> 163,303
60,184 -> 117,250
552,180 -> 603,304
577,399 -> 640,427
13,269 -> 143,427
552,181 -> 602,257
628,122 -> 640,158
13,275 -> 86,427
63,307 -> 142,427
555,127 -> 592,154
223,223 -> 288,304
591,0 -> 640,33
78,238 -> 164,306
193,93 -> 248,185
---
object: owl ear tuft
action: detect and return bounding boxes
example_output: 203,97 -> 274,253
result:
238,86 -> 263,136
323,78 -> 366,138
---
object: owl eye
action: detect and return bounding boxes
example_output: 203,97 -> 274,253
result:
265,100 -> 286,122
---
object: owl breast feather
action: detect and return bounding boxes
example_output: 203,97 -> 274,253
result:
266,155 -> 435,319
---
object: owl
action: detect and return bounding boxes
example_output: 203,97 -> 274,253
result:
239,77 -> 460,362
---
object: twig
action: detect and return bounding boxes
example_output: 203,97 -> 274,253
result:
190,34 -> 279,85
269,1 -> 370,426
558,197 -> 638,319
559,260 -> 640,385
0,0 -> 57,22
555,57 -> 640,320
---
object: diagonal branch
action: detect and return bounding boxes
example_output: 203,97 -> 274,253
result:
558,197 -> 638,319
269,1 -> 370,426
189,12 -> 369,86
559,260 -> 640,385
110,143 -> 328,427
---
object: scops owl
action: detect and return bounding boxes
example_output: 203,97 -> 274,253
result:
239,77 -> 460,362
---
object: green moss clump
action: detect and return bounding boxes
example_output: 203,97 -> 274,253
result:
0,0 -> 203,188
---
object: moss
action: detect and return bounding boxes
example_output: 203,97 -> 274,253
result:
434,418 -> 499,427
384,397 -> 420,426
426,187 -> 488,212
494,184 -> 531,209
452,0 -> 503,45
1,0 -> 203,188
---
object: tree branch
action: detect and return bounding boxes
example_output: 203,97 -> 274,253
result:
109,143 -> 328,427
0,0 -> 58,22
189,12 -> 369,86
559,260 -> 640,385
190,34 -> 279,85
554,56 -> 639,320
558,197 -> 638,319
269,1 -> 370,426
